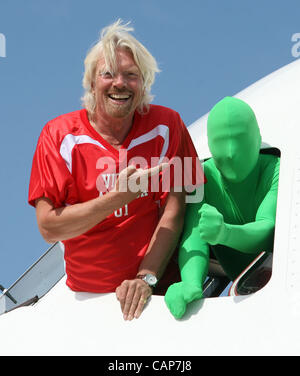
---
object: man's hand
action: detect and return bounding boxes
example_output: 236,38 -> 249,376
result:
198,203 -> 227,245
164,281 -> 203,319
34,163 -> 169,243
113,163 -> 169,198
115,279 -> 152,320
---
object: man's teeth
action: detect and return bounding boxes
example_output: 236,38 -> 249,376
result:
109,94 -> 130,99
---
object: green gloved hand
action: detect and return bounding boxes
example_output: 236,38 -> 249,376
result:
164,281 -> 203,319
198,203 -> 228,245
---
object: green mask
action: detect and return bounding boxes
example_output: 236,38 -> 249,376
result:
207,97 -> 261,183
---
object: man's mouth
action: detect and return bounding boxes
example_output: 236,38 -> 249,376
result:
108,93 -> 131,101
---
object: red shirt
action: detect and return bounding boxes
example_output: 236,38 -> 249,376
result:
28,105 -> 204,292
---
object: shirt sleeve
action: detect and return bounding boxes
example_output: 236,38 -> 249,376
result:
158,112 -> 206,207
28,124 -> 78,208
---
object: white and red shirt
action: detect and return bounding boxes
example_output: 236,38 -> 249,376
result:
28,105 -> 203,292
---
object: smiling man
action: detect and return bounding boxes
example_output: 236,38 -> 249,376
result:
28,20 -> 203,320
90,49 -> 144,130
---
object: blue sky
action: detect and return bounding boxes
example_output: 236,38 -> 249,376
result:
0,0 -> 299,289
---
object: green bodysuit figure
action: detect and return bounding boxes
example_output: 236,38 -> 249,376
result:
165,96 -> 280,319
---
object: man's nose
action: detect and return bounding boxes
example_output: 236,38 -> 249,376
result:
112,73 -> 126,88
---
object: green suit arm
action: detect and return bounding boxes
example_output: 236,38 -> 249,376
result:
199,164 -> 279,253
164,201 -> 209,318
225,180 -> 278,252
179,202 -> 209,284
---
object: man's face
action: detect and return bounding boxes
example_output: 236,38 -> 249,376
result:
93,48 -> 144,120
207,96 -> 261,183
208,130 -> 259,183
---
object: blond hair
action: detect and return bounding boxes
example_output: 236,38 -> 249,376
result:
81,19 -> 160,114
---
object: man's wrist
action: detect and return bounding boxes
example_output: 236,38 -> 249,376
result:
219,223 -> 230,245
136,273 -> 158,287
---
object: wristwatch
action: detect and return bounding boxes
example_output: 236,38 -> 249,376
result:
136,273 -> 158,287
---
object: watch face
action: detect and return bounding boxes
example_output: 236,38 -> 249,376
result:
145,274 -> 157,286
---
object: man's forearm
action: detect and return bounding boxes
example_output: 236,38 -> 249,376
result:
179,242 -> 209,287
36,165 -> 167,243
36,191 -> 134,243
177,201 -> 209,287
137,192 -> 185,279
138,211 -> 184,278
222,220 -> 275,253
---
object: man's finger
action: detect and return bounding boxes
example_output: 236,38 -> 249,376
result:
117,165 -> 139,193
123,165 -> 138,176
126,290 -> 142,320
122,284 -> 137,320
127,163 -> 169,193
144,162 -> 169,178
116,283 -> 129,312
134,295 -> 149,319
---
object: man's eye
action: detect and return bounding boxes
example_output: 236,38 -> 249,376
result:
127,72 -> 138,78
100,71 -> 113,78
